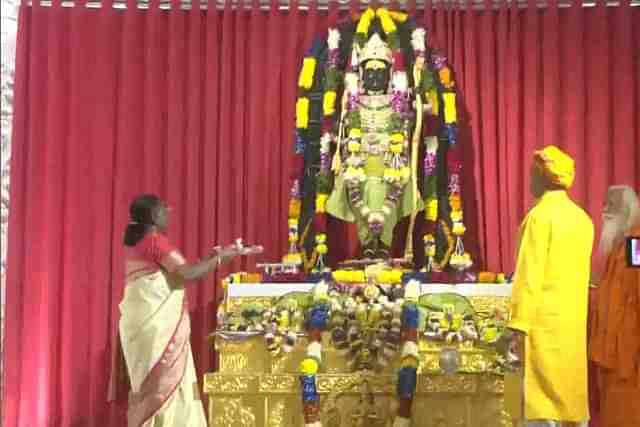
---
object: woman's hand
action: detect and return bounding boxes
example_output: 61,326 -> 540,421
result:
209,239 -> 264,262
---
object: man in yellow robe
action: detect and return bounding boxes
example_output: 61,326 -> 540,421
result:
589,185 -> 640,427
505,146 -> 594,427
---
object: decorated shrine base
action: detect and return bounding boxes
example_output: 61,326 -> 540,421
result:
205,282 -> 516,426
204,371 -> 512,427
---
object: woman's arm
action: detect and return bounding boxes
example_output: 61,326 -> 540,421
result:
171,242 -> 263,284
173,255 -> 223,282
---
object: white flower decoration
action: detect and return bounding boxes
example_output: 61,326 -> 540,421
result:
391,71 -> 408,92
351,49 -> 359,69
411,28 -> 426,52
320,133 -> 332,152
328,28 -> 341,50
345,72 -> 359,94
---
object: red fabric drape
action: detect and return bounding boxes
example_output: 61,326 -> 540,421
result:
421,1 -> 640,271
3,2 -> 638,426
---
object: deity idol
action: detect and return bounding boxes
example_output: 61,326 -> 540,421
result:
289,8 -> 473,273
326,33 -> 423,259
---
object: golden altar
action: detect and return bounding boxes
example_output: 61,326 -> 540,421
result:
204,283 -> 515,427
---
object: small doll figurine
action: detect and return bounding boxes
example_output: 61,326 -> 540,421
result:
461,314 -> 479,342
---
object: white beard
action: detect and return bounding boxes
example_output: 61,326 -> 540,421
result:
598,214 -> 625,258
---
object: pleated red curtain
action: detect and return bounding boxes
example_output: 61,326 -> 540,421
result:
424,0 -> 640,272
2,1 -> 638,426
3,2 -> 327,426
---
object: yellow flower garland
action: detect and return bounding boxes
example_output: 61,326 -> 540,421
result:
349,128 -> 362,138
427,89 -> 439,116
356,8 -> 375,35
390,143 -> 403,154
439,67 -> 454,89
388,10 -> 408,23
443,93 -> 457,124
348,140 -> 361,153
425,198 -> 438,221
448,194 -> 461,211
298,57 -> 316,90
316,194 -> 328,213
332,270 -> 366,283
296,97 -> 309,129
289,199 -> 301,218
376,8 -> 397,34
450,209 -> 463,222
323,91 -> 337,116
390,132 -> 404,143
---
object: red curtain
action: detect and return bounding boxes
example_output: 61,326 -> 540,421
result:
3,1 -> 638,426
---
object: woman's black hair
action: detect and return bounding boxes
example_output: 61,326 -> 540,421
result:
123,194 -> 163,246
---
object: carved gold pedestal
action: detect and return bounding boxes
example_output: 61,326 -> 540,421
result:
204,372 -> 512,427
205,335 -> 513,427
205,291 -> 514,426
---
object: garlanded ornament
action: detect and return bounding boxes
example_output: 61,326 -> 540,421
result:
392,280 -> 420,427
299,281 -> 330,427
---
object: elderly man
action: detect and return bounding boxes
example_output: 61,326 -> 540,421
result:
589,186 -> 640,427
505,146 -> 594,427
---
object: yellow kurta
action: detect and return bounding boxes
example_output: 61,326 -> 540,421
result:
508,190 -> 594,422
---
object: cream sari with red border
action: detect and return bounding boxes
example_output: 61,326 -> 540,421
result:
119,267 -> 207,427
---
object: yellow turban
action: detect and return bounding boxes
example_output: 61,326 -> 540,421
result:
534,145 -> 575,189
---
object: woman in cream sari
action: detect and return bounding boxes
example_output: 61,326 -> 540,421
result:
120,194 -> 261,427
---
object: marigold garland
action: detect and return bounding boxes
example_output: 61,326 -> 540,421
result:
443,92 -> 457,124
323,90 -> 337,116
298,57 -> 316,90
296,97 -> 310,129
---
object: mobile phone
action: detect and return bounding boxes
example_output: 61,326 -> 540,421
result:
627,237 -> 640,268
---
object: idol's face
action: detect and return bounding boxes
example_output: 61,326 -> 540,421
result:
361,60 -> 390,94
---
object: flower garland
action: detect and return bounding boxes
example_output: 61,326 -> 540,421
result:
393,280 -> 421,427
299,281 -> 330,427
289,40 -> 323,267
331,268 -> 405,284
310,28 -> 342,272
378,9 -> 411,237
427,50 -> 473,272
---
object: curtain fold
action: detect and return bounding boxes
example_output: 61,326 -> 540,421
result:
3,2 -> 638,426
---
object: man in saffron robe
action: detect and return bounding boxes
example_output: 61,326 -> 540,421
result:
505,146 -> 594,427
589,185 -> 640,427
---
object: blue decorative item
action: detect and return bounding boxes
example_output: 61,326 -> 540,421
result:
308,272 -> 333,283
307,304 -> 330,330
401,304 -> 419,329
446,124 -> 457,145
306,36 -> 324,58
294,130 -> 306,154
397,367 -> 417,399
300,375 -> 319,402
402,272 -> 428,284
